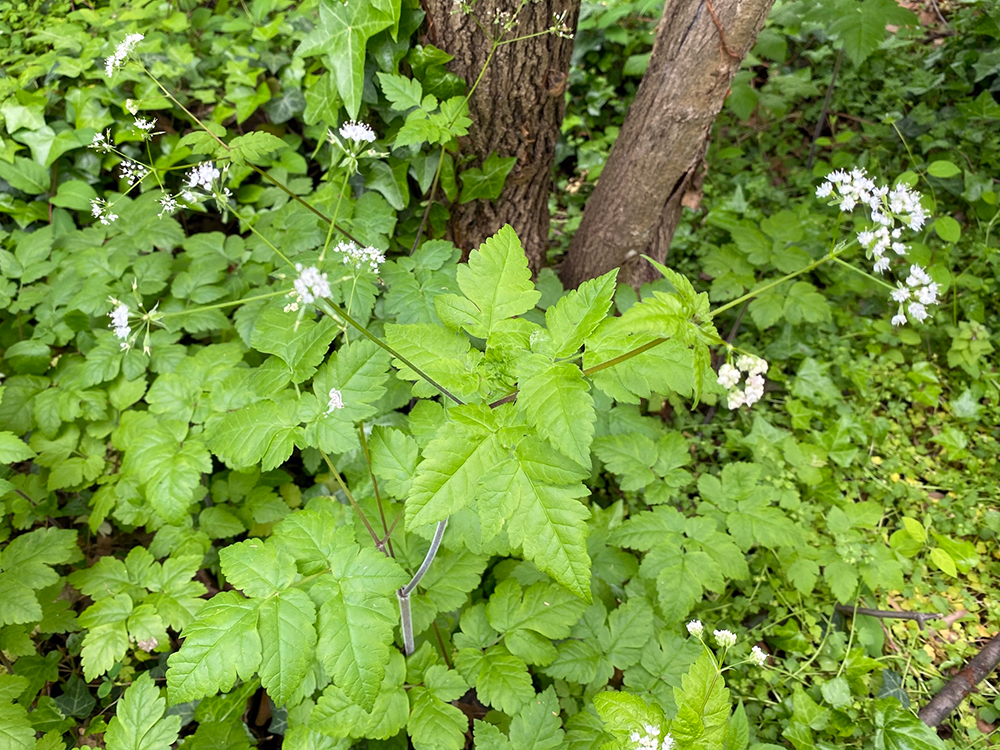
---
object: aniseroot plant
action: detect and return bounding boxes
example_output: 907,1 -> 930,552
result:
78,29 -> 948,750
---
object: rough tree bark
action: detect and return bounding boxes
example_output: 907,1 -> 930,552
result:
423,0 -> 578,269
559,0 -> 775,288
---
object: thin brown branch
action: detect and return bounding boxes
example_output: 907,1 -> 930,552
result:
835,603 -> 944,630
919,632 -> 1000,727
704,0 -> 740,59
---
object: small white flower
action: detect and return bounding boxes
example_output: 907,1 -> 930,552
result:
339,121 -> 376,144
185,161 -> 221,192
727,390 -> 746,410
686,620 -> 704,638
873,256 -> 890,274
325,388 -> 345,414
293,263 -> 331,304
133,116 -> 159,139
109,303 -> 130,340
717,364 -> 740,389
857,230 -> 875,247
750,645 -> 768,666
125,99 -> 139,115
816,182 -> 833,198
743,373 -> 765,406
917,282 -> 938,306
337,240 -> 386,274
105,33 -> 144,77
892,313 -> 907,326
908,301 -> 929,322
713,629 -> 737,649
158,194 -> 177,218
89,130 -> 114,154
891,287 -> 910,303
119,160 -> 148,186
90,198 -> 118,225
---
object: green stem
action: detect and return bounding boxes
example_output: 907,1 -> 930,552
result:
358,424 -> 393,557
236,212 -> 295,269
319,171 -> 351,262
831,256 -> 895,290
314,298 -> 464,406
158,289 -> 285,319
319,450 -> 384,554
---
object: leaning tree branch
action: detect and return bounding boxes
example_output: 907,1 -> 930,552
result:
918,632 -> 1000,727
835,603 -> 945,630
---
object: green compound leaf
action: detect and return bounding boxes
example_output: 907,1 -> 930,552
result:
297,0 -> 398,118
166,592 -> 263,704
508,686 -> 565,749
207,393 -> 301,472
827,0 -> 916,66
257,588 -> 317,706
311,651 -> 409,740
437,225 -> 541,339
227,132 -> 287,166
406,404 -> 509,529
516,356 -> 595,468
220,539 -> 298,599
455,644 -> 534,715
671,651 -> 730,748
407,665 -> 469,750
544,269 -> 618,358
458,152 -> 517,204
0,431 -> 35,463
311,527 -> 408,711
378,72 -> 424,111
105,673 -> 181,750
251,307 -> 338,384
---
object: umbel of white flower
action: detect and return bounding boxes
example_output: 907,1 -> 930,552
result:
108,303 -> 130,347
713,629 -> 737,649
336,240 -> 386,274
717,355 -> 768,410
629,724 -> 674,750
105,33 -> 143,77
891,264 -> 939,326
90,198 -> 118,226
293,264 -> 332,304
750,645 -> 768,667
686,620 -> 704,638
339,121 -> 376,144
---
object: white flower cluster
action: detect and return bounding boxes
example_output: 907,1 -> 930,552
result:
105,33 -> 144,77
185,162 -> 221,194
90,198 -> 118,225
816,169 -> 940,326
816,168 -> 927,231
890,264 -> 939,325
120,160 -> 147,187
293,264 -> 332,304
717,355 -> 768,410
158,194 -> 177,218
714,629 -> 737,649
89,130 -> 114,154
325,388 -> 345,415
629,724 -> 674,750
750,645 -> 768,667
339,121 -> 376,144
108,303 -> 130,345
133,116 -> 160,139
686,620 -> 704,638
337,240 -> 385,274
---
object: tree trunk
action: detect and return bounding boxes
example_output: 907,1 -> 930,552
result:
423,0 -> 578,270
559,0 -> 774,288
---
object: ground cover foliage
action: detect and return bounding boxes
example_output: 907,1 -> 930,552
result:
0,0 -> 998,749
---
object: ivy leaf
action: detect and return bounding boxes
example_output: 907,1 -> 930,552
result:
459,152 -> 517,204
828,0 -> 916,66
105,673 -> 181,750
297,0 -> 397,118
166,592 -> 263,704
311,527 -> 408,711
438,225 -> 541,339
873,698 -> 946,750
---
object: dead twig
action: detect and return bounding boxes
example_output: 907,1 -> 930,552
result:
835,603 -> 946,630
919,632 -> 1000,727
